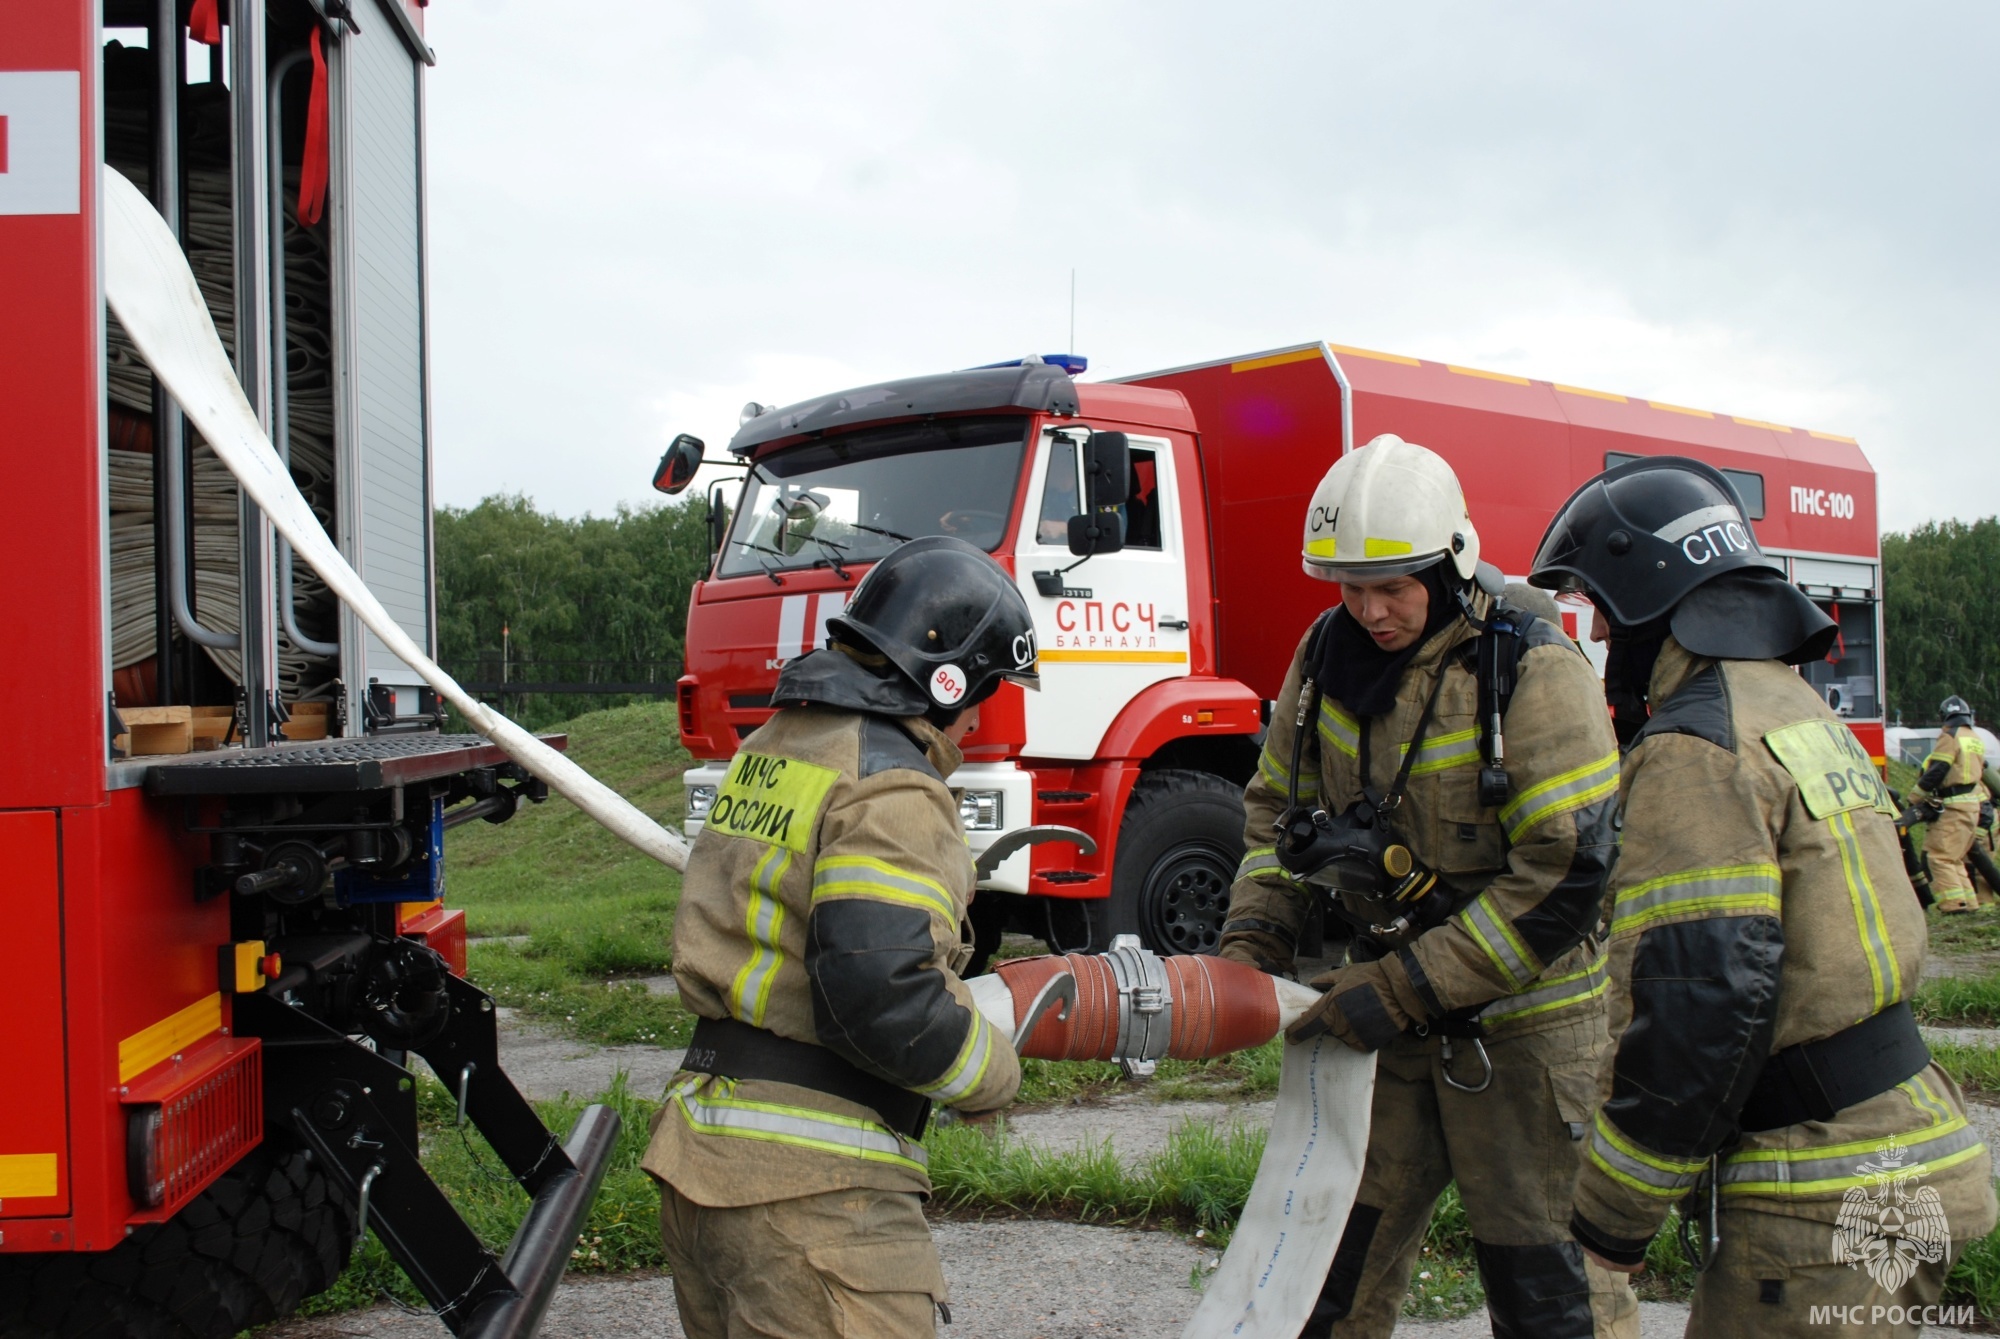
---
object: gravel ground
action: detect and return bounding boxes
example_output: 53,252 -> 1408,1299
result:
1001,1095 -> 1276,1165
260,1223 -> 1717,1338
476,1009 -> 685,1102
1925,1025 -> 2000,1049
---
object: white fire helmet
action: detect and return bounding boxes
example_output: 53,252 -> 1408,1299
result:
1301,434 -> 1481,585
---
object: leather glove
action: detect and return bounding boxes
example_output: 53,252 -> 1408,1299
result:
1285,956 -> 1431,1051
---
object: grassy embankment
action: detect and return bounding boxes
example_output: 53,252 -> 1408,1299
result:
293,704 -> 2000,1321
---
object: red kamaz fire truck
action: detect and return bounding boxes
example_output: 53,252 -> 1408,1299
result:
1,6 -> 612,1337
670,343 -> 1884,962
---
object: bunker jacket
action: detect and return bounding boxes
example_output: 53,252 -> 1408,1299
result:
642,681 -> 1019,1208
1569,639 -> 1995,1261
1916,724 -> 1988,805
1222,593 -> 1622,1040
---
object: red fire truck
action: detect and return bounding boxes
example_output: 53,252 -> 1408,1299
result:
1,5 -> 611,1337
671,342 -> 1884,962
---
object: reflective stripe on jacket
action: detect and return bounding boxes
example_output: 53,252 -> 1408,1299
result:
1571,639 -> 1997,1246
642,703 -> 1020,1207
1224,593 -> 1621,1038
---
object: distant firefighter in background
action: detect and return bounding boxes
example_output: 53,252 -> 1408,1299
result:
1915,696 -> 1988,914
1969,765 -> 2000,908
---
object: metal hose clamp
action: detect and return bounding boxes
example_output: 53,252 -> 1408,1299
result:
1105,935 -> 1174,1078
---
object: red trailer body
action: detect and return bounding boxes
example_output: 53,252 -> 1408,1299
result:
1132,343 -> 1885,763
675,342 -> 1884,958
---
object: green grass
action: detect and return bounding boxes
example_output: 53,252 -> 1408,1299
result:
1932,1040 -> 2000,1099
291,1072 -> 672,1320
1012,1039 -> 1285,1108
1917,972 -> 2000,1027
444,700 -> 694,1044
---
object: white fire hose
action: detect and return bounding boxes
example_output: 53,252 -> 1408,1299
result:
102,166 -> 692,872
106,164 -> 1373,1336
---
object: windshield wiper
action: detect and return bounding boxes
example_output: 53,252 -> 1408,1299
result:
729,538 -> 789,586
802,533 -> 851,581
847,520 -> 915,543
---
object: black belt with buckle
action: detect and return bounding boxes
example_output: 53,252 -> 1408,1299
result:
681,1015 -> 931,1140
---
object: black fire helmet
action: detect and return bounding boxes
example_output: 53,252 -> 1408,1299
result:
1942,695 -> 1975,727
1530,455 -> 1836,665
827,535 -> 1041,712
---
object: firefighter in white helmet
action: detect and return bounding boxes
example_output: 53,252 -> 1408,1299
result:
1219,434 -> 1637,1337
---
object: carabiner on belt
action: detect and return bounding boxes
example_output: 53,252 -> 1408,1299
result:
1675,1154 -> 1722,1273
1439,1034 -> 1494,1093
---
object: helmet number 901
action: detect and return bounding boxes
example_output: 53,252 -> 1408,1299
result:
931,663 -> 968,706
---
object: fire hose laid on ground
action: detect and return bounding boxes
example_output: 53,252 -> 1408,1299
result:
104,164 -> 1374,1338
971,941 -> 1377,1338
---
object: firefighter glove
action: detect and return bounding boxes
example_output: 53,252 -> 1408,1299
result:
1285,956 -> 1429,1051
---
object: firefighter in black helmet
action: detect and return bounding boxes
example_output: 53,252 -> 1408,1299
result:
643,536 -> 1038,1338
1531,457 -> 1995,1338
1914,695 -> 1989,914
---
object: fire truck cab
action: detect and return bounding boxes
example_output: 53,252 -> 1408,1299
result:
672,343 -> 1885,965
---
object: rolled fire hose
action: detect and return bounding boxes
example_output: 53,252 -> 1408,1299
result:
107,164 -> 1373,1335
102,166 -> 693,872
969,940 -> 1377,1338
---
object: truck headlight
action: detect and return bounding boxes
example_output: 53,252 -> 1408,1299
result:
686,784 -> 718,821
959,790 -> 1004,832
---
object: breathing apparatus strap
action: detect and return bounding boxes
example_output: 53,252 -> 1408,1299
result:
1457,594 -> 1535,778
1359,663 -> 1451,822
1285,608 -> 1342,821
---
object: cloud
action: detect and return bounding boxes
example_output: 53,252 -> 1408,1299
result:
422,0 -> 2000,531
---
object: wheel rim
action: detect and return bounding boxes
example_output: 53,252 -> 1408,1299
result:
1140,841 -> 1234,954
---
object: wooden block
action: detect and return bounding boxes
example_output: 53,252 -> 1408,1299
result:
115,706 -> 193,757
190,706 -> 235,751
119,706 -> 191,725
281,702 -> 331,742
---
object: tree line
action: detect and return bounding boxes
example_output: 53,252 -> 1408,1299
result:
435,494 -> 712,727
435,493 -> 1998,730
1882,517 -> 2000,727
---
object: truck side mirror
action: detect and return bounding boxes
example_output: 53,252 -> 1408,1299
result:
653,433 -> 705,495
1083,431 -> 1130,508
1067,508 -> 1126,557
1065,430 -> 1130,557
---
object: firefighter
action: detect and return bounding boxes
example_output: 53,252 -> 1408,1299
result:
1915,696 -> 1988,914
1973,796 -> 1998,907
1529,457 -> 1996,1338
641,535 -> 1038,1338
1974,763 -> 2000,906
1219,435 -> 1637,1338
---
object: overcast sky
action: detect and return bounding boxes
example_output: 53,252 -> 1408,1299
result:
421,1 -> 1998,533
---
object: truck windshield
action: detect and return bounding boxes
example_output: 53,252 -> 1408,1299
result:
717,416 -> 1030,579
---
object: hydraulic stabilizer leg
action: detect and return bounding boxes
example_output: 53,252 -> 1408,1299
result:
239,982 -> 619,1338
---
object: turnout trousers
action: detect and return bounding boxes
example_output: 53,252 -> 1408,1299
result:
1682,1202 -> 1966,1338
1925,803 -> 1979,911
1303,1011 -> 1638,1339
659,1183 -> 945,1339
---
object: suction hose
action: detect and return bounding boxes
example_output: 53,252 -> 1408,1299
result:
967,936 -> 1323,1068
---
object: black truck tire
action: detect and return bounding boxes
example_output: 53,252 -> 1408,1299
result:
0,1137 -> 354,1339
1101,769 -> 1246,955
